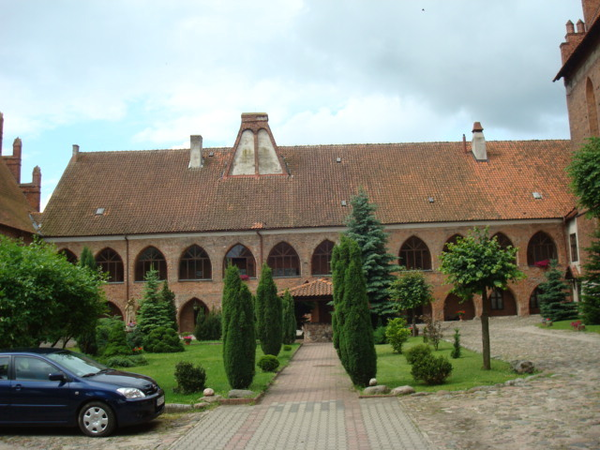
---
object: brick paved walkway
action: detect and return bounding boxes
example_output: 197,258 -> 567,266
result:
170,343 -> 432,450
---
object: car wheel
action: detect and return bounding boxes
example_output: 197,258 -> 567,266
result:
78,401 -> 116,437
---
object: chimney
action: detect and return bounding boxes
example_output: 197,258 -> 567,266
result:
576,19 -> 586,33
72,144 -> 79,162
20,166 -> 42,212
471,122 -> 487,161
189,135 -> 203,169
560,20 -> 586,65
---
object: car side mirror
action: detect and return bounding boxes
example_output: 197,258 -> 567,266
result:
49,372 -> 68,382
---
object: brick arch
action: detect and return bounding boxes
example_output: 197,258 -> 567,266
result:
58,248 -> 78,264
179,298 -> 209,334
587,77 -> 599,136
442,234 -> 463,253
311,239 -> 334,276
223,243 -> 256,278
529,286 -> 542,315
267,241 -> 300,278
399,236 -> 432,270
179,244 -> 212,280
135,246 -> 167,281
104,301 -> 123,320
443,294 -> 475,321
527,231 -> 557,266
95,247 -> 124,282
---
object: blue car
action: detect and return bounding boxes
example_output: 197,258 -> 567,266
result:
0,348 -> 165,437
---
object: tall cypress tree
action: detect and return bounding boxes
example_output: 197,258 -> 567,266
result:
255,264 -> 282,356
222,264 -> 256,389
338,238 -> 377,386
79,246 -> 97,271
538,260 -> 578,322
345,188 -> 397,318
580,231 -> 600,324
281,290 -> 297,345
332,235 -> 351,355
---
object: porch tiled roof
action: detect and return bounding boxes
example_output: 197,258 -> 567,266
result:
281,278 -> 333,298
40,139 -> 575,237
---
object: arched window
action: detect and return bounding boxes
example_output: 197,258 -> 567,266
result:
96,248 -> 124,282
399,236 -> 432,270
527,231 -> 557,266
490,289 -> 504,310
135,246 -> 167,281
529,287 -> 541,314
493,232 -> 513,250
586,77 -> 599,136
179,245 -> 212,280
267,242 -> 300,277
442,234 -> 463,253
312,240 -> 334,275
489,289 -> 517,316
224,244 -> 256,278
59,249 -> 78,264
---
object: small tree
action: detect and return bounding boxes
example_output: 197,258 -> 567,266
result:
567,137 -> 600,218
389,271 -> 432,336
346,188 -> 398,318
103,319 -> 132,357
79,246 -> 97,271
332,235 -> 350,356
580,229 -> 600,324
538,260 -> 578,322
194,308 -> 222,340
281,290 -> 297,345
222,265 -> 256,389
160,281 -> 178,331
76,246 -> 101,354
440,228 -> 524,370
333,236 -> 377,386
255,264 -> 282,356
136,269 -> 173,340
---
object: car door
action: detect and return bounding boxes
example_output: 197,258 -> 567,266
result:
0,356 -> 10,422
11,355 -> 75,424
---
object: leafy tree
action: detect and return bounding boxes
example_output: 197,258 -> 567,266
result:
389,271 -> 433,336
160,280 -> 178,331
580,230 -> 600,324
0,236 -> 106,348
384,317 -> 411,354
439,228 -> 524,370
255,264 -> 282,356
538,260 -> 578,322
79,246 -> 97,271
345,188 -> 397,318
333,236 -> 377,386
136,269 -> 173,339
567,137 -> 600,217
222,264 -> 256,389
281,290 -> 297,345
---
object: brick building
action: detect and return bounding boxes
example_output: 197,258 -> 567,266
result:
37,0 -> 600,333
0,112 -> 42,242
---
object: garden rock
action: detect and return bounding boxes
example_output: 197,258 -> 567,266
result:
511,360 -> 535,374
193,402 -> 210,409
228,389 -> 255,399
391,385 -> 416,396
363,385 -> 390,395
203,388 -> 215,396
369,378 -> 378,386
199,394 -> 223,403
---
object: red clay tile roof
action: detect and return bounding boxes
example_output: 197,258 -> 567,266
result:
40,139 -> 576,237
280,278 -> 333,298
0,158 -> 36,234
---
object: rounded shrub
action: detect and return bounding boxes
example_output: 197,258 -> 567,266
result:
385,318 -> 411,354
411,354 -> 453,385
283,345 -> 292,352
103,320 -> 133,357
194,308 -> 222,341
257,355 -> 280,372
174,361 -> 207,394
144,327 -> 184,353
404,344 -> 432,365
373,326 -> 387,345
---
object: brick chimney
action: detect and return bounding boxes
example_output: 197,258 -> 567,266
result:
471,122 -> 487,161
560,20 -> 586,65
189,135 -> 203,169
20,166 -> 42,212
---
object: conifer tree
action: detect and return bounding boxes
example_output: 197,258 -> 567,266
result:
581,230 -> 600,324
332,235 -> 351,355
281,290 -> 297,345
345,188 -> 397,318
79,246 -> 97,270
337,238 -> 377,386
255,264 -> 282,356
222,264 -> 256,389
538,260 -> 578,322
137,269 -> 173,338
160,280 -> 179,331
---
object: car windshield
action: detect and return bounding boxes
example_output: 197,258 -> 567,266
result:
46,351 -> 107,377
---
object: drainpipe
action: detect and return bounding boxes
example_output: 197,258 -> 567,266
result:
124,236 -> 130,304
256,229 -> 264,267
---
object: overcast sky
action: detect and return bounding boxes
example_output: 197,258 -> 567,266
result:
0,0 -> 585,210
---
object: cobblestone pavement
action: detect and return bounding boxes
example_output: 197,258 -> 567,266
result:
0,316 -> 598,449
401,316 -> 600,450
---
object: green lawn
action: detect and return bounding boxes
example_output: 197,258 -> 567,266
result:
536,319 -> 600,334
124,342 -> 300,404
375,338 -> 521,392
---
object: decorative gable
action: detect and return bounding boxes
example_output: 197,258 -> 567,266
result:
226,113 -> 287,177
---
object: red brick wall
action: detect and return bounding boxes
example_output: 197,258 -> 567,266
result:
52,221 -> 572,330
